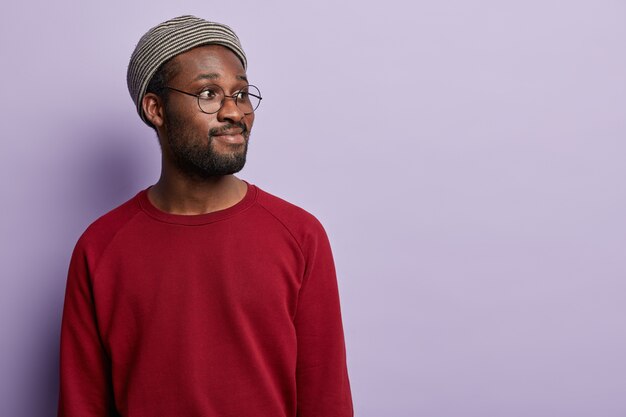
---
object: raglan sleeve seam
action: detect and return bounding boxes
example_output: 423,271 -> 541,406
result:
255,202 -> 307,263
89,210 -> 143,284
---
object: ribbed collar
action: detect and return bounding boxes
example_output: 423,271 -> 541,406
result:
137,181 -> 258,226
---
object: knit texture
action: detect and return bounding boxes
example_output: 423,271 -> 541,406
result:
58,183 -> 354,417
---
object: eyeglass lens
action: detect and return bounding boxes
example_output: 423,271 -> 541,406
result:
197,85 -> 261,115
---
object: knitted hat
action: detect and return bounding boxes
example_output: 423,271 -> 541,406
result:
127,15 -> 247,126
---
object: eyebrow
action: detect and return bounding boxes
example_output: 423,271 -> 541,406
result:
193,73 -> 248,82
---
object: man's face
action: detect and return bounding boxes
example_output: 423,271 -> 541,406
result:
161,45 -> 255,179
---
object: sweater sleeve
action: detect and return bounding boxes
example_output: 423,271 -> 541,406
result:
58,242 -> 116,417
294,225 -> 354,417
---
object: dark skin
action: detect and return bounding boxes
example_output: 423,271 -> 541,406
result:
142,45 -> 255,215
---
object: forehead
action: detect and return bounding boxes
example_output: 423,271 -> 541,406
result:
169,44 -> 247,85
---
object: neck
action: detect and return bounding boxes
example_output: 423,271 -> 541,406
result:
148,171 -> 247,215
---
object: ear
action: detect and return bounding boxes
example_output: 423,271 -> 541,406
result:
142,93 -> 165,128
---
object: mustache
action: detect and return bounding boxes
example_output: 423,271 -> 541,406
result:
209,122 -> 248,137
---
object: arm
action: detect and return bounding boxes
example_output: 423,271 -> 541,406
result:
58,243 -> 116,417
294,225 -> 354,417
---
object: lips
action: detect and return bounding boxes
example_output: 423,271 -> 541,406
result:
211,129 -> 246,145
213,129 -> 243,137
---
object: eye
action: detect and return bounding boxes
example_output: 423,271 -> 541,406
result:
198,87 -> 219,100
235,89 -> 250,101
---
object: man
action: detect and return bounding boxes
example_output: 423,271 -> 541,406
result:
58,15 -> 353,417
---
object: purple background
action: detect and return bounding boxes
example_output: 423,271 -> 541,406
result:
1,1 -> 625,416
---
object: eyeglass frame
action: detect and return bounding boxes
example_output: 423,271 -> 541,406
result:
163,84 -> 262,115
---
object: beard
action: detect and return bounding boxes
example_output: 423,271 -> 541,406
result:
164,108 -> 250,180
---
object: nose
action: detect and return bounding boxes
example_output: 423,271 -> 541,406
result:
217,96 -> 245,123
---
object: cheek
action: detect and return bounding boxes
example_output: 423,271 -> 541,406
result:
168,111 -> 213,141
165,104 -> 192,126
186,111 -> 216,132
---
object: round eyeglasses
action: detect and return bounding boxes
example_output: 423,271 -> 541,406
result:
165,84 -> 262,115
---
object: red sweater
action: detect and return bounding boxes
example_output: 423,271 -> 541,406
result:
58,182 -> 353,417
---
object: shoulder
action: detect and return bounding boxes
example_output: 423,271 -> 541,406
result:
255,186 -> 325,231
254,185 -> 330,250
73,191 -> 144,262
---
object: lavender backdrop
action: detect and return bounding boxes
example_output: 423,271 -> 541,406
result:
1,1 -> 625,416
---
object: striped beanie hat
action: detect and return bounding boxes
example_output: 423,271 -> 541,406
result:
127,15 -> 247,126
